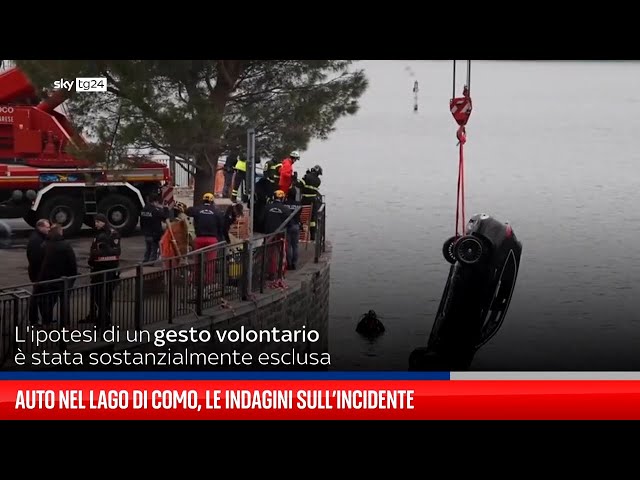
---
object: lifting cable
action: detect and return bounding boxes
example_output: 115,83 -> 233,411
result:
450,60 -> 472,238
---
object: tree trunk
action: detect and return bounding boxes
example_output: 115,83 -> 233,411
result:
190,61 -> 244,205
192,152 -> 221,205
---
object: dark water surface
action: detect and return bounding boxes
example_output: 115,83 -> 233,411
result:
299,60 -> 640,370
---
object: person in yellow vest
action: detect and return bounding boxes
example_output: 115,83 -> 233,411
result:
231,153 -> 247,202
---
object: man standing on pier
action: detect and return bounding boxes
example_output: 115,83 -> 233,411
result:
27,218 -> 51,325
27,219 -> 50,283
82,214 -> 121,328
37,223 -> 78,325
140,193 -> 168,263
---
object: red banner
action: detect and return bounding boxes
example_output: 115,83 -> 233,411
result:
3,380 -> 640,420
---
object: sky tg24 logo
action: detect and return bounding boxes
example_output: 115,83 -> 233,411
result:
53,77 -> 107,92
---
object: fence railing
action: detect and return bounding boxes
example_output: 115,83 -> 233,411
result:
0,202 -> 327,367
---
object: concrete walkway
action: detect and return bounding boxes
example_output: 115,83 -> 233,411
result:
0,234 -> 150,289
0,231 -> 318,289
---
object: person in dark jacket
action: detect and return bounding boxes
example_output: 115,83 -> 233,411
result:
27,219 -> 51,326
26,219 -> 51,282
186,193 -> 224,285
186,193 -> 225,247
263,190 -> 292,279
253,177 -> 273,234
262,156 -> 282,199
37,224 -> 78,325
220,203 -> 244,244
300,165 -> 323,240
283,189 -> 302,270
81,214 -> 121,327
140,193 -> 168,262
222,152 -> 237,198
263,190 -> 292,234
0,220 -> 11,248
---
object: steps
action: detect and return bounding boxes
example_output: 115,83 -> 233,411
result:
83,188 -> 98,215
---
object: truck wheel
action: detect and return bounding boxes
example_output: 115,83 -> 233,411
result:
97,194 -> 140,236
39,194 -> 84,236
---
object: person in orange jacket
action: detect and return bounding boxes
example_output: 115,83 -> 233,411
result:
278,150 -> 300,193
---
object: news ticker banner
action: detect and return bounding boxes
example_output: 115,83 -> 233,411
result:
5,371 -> 640,420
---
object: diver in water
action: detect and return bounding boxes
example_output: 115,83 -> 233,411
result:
356,310 -> 385,338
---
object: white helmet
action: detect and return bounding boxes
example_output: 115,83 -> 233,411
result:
290,150 -> 300,159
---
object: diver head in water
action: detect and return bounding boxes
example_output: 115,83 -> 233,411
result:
356,310 -> 385,338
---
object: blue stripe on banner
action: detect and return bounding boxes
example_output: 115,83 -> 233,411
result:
0,371 -> 451,381
450,371 -> 640,380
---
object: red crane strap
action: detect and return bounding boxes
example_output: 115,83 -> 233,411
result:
455,125 -> 467,237
450,61 -> 472,237
451,88 -> 471,237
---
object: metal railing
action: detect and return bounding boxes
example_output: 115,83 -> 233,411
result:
0,202 -> 327,367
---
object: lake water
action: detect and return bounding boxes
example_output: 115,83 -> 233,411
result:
299,60 -> 640,371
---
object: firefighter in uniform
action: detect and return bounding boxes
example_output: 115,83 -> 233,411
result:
300,165 -> 323,240
82,213 -> 121,327
263,190 -> 292,279
262,156 -> 282,199
231,153 -> 247,202
186,193 -> 224,285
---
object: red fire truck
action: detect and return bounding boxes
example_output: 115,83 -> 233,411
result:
0,66 -> 174,236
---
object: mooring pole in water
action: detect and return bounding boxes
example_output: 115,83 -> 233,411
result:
413,80 -> 419,112
246,127 -> 256,294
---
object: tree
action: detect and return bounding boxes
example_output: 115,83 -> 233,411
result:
14,60 -> 368,203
